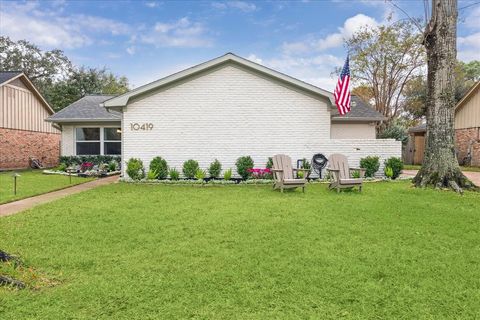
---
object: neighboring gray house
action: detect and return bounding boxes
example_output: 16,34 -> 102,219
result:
330,95 -> 384,139
47,53 -> 400,176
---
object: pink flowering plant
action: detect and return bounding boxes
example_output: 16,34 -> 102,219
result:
80,162 -> 94,172
247,168 -> 272,179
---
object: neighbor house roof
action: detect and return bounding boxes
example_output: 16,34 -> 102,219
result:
0,71 -> 23,85
103,52 -> 335,109
455,81 -> 480,112
46,95 -> 121,123
0,71 -> 54,114
331,96 -> 386,122
408,123 -> 426,133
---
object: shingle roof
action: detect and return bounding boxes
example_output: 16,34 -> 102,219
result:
47,95 -> 121,122
0,71 -> 22,85
408,123 -> 426,133
331,96 -> 386,121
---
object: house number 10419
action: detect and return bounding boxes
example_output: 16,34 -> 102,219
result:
130,123 -> 154,131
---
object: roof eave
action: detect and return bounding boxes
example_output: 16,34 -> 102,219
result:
455,81 -> 480,111
46,118 -> 121,123
331,116 -> 386,122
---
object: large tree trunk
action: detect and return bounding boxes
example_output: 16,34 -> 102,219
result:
413,0 -> 475,192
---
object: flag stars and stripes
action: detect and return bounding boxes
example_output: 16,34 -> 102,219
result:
334,56 -> 351,115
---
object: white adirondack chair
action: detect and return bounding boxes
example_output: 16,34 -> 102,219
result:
326,153 -> 365,192
271,154 -> 310,193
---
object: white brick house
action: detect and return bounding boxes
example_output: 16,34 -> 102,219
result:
49,53 -> 401,177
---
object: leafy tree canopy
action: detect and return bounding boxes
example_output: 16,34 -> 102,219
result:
0,36 -> 129,111
402,60 -> 480,120
346,18 -> 426,132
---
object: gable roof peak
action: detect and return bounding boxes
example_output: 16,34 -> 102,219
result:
103,53 -> 334,108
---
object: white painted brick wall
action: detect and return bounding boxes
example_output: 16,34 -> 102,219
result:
122,65 -> 401,177
61,125 -> 74,156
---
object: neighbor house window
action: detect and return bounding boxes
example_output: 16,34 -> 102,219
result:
75,127 -> 121,155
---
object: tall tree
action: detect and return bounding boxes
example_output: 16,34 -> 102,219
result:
45,67 -> 130,111
0,36 -> 129,111
403,60 -> 480,119
346,19 -> 426,132
0,36 -> 73,93
413,0 -> 474,191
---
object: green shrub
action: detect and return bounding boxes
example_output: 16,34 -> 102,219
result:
195,169 -> 206,180
147,169 -> 159,180
384,157 -> 403,179
378,121 -> 408,144
169,168 -> 180,180
108,161 -> 118,172
56,163 -> 67,172
208,159 -> 222,178
236,156 -> 254,180
384,166 -> 394,179
360,156 -> 380,178
300,158 -> 311,169
351,170 -> 361,178
266,157 -> 273,169
223,168 -> 233,180
149,157 -> 168,180
183,159 -> 199,179
297,158 -> 311,179
265,157 -> 273,179
126,158 -> 145,181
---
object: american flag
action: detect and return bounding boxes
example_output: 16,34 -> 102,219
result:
334,56 -> 351,115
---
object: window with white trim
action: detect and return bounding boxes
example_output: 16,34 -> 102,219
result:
75,127 -> 121,155
103,128 -> 121,155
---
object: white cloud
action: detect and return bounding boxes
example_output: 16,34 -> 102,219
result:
315,33 -> 343,51
0,1 -> 131,49
245,53 -> 342,90
141,17 -> 212,48
246,54 -> 263,64
458,32 -> 480,62
281,41 -> 310,55
282,13 -> 378,55
456,5 -> 479,62
144,1 -> 160,8
341,14 -> 378,37
211,1 -> 257,12
126,46 -> 136,55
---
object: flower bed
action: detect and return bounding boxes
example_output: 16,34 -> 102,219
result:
43,170 -> 121,177
47,159 -> 122,178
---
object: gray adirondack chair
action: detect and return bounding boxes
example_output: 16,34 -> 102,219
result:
271,154 -> 310,193
326,153 -> 365,192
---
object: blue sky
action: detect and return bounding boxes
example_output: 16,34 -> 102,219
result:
1,0 -> 479,90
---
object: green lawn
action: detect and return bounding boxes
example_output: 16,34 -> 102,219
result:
0,170 -> 93,204
1,182 -> 479,319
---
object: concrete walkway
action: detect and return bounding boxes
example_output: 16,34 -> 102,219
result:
0,175 -> 119,217
401,169 -> 480,186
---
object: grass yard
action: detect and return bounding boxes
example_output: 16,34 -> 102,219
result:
0,170 -> 93,204
0,181 -> 479,319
